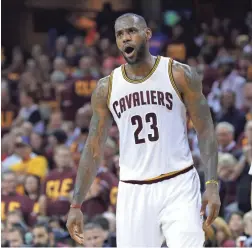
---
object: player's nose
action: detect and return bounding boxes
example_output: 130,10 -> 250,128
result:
122,32 -> 132,43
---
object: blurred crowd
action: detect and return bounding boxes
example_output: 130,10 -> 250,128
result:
1,3 -> 252,247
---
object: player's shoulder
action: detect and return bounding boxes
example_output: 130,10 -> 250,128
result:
97,75 -> 110,86
171,59 -> 191,75
171,59 -> 203,93
92,74 -> 114,103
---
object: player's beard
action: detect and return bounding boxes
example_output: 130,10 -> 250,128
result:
123,42 -> 146,65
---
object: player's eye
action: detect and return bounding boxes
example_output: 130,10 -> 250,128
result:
129,29 -> 136,33
117,32 -> 123,38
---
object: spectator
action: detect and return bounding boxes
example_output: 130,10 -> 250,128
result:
24,175 -> 41,225
92,215 -> 116,247
66,105 -> 92,143
62,56 -> 99,120
235,121 -> 252,214
244,211 -> 252,236
32,223 -> 56,247
213,217 -> 235,247
65,44 -> 78,68
47,111 -> 64,133
72,36 -> 86,57
243,83 -> 252,121
2,46 -> 24,77
102,212 -> 116,234
53,57 -> 67,77
45,129 -> 68,167
37,54 -> 51,82
1,85 -> 18,136
5,210 -> 27,231
228,212 -> 245,240
39,146 -> 76,217
13,90 -> 44,133
6,226 -> 25,247
7,136 -> 48,188
216,91 -> 246,139
69,127 -> 89,165
30,131 -> 45,155
1,171 -> 33,223
2,130 -> 30,171
83,222 -> 108,247
39,81 -> 59,115
55,36 -> 68,58
218,153 -> 239,217
208,57 -> 246,113
31,44 -> 42,62
215,122 -> 242,158
81,177 -> 109,218
22,121 -> 33,138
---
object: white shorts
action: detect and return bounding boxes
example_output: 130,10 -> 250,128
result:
116,167 -> 205,248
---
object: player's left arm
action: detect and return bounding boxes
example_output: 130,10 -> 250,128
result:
171,60 -> 221,226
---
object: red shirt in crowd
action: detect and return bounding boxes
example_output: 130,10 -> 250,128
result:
41,168 -> 77,216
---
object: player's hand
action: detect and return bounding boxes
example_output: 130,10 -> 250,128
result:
66,208 -> 84,245
200,183 -> 221,227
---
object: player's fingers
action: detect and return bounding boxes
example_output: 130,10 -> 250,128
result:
73,232 -> 84,245
206,204 -> 218,226
200,200 -> 207,216
67,224 -> 76,242
76,219 -> 84,235
206,204 -> 214,226
74,223 -> 84,243
207,209 -> 218,227
71,225 -> 84,244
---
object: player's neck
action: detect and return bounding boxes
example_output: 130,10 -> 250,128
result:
127,53 -> 155,77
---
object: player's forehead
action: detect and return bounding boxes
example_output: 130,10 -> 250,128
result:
115,16 -> 141,33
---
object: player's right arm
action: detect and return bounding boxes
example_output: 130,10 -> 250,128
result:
66,76 -> 113,244
171,60 -> 220,227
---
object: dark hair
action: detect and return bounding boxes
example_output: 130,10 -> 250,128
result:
84,222 -> 103,231
33,222 -> 52,233
80,127 -> 89,134
48,216 -> 65,229
21,90 -> 38,103
24,174 -> 41,200
92,215 -> 109,231
50,129 -> 68,144
227,211 -> 244,223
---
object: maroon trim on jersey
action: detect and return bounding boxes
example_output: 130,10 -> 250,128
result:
120,165 -> 194,185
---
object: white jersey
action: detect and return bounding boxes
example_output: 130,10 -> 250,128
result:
108,56 -> 193,181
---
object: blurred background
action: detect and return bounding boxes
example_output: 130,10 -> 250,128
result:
1,0 -> 252,247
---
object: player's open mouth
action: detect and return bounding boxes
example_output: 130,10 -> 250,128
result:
124,47 -> 135,57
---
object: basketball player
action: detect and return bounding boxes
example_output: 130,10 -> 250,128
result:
66,13 -> 221,247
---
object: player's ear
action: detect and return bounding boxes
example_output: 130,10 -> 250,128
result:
146,28 -> 152,40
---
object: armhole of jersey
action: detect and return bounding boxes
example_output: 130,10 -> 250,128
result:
107,70 -> 114,108
168,58 -> 184,102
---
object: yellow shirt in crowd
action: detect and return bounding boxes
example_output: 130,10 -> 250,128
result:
11,156 -> 48,179
10,156 -> 48,195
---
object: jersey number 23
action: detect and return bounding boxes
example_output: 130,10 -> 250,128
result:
131,112 -> 159,144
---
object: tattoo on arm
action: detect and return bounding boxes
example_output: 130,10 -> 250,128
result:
72,76 -> 113,204
173,61 -> 218,182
